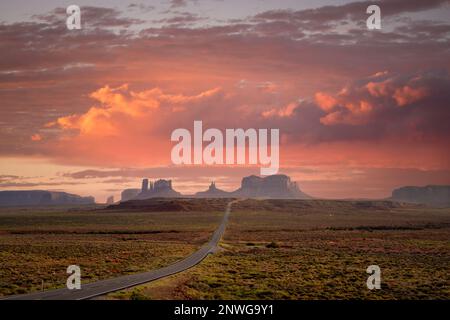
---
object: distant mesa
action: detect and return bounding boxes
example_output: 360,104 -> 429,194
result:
134,178 -> 182,200
121,188 -> 140,202
0,190 -> 95,207
232,174 -> 311,199
391,185 -> 450,207
195,181 -> 230,198
106,195 -> 115,205
198,174 -> 311,199
122,174 -> 311,201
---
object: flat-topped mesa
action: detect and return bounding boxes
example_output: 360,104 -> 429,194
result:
233,174 -> 310,199
0,190 -> 95,206
121,189 -> 140,202
391,185 -> 450,207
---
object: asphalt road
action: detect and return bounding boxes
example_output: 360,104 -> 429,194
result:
4,200 -> 238,300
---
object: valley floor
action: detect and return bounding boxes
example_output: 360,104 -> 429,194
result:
107,200 -> 450,300
1,199 -> 449,299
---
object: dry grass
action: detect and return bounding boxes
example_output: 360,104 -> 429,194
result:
107,199 -> 450,300
0,206 -> 223,297
1,199 -> 449,299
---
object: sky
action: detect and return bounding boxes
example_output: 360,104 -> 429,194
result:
0,0 -> 449,202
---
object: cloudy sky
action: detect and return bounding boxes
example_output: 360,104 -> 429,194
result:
0,0 -> 449,202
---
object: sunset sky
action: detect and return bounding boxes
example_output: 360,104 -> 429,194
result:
1,0 -> 449,202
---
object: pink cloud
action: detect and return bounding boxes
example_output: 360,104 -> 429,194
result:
30,134 -> 42,141
48,85 -> 222,137
394,85 -> 429,107
262,102 -> 298,118
366,80 -> 390,98
317,72 -> 434,125
315,92 -> 338,111
40,85 -> 227,167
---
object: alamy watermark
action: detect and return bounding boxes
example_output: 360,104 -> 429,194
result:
366,5 -> 382,30
66,265 -> 81,290
366,265 -> 381,290
66,5 -> 81,30
171,121 -> 279,175
65,4 -> 381,31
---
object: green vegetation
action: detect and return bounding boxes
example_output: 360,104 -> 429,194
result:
1,199 -> 449,299
0,206 -> 223,297
107,199 -> 450,300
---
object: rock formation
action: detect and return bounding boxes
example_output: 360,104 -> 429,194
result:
121,189 -> 140,202
391,185 -> 450,207
134,179 -> 181,199
232,174 -> 311,199
195,182 -> 230,198
194,175 -> 311,199
106,196 -> 115,205
121,174 -> 310,201
141,179 -> 149,192
0,190 -> 95,206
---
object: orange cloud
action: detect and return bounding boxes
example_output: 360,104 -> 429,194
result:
41,85 -> 226,167
262,102 -> 298,118
393,86 -> 428,107
314,92 -> 337,111
319,111 -> 343,125
366,80 -> 390,97
317,72 -> 433,126
319,99 -> 374,126
35,70 -> 449,173
48,85 -> 222,138
30,134 -> 42,141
